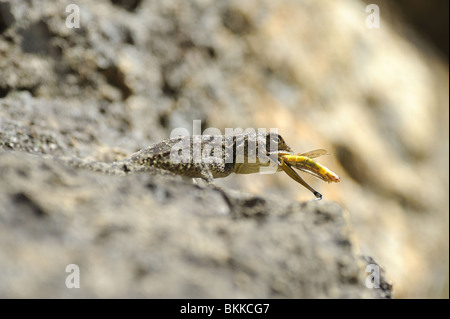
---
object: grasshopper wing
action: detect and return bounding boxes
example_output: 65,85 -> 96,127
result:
299,149 -> 328,158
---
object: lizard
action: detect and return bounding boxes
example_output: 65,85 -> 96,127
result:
49,132 -> 339,199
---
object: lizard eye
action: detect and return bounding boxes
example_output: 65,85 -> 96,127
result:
273,134 -> 283,144
266,134 -> 280,145
277,135 -> 283,143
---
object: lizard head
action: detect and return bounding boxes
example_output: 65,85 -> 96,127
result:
233,132 -> 295,175
265,133 -> 294,157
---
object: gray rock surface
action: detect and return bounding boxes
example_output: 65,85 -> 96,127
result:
0,151 -> 387,298
1,0 -> 447,298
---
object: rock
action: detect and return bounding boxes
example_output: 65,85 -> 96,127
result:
1,0 -> 447,298
0,151 -> 384,298
361,256 -> 393,299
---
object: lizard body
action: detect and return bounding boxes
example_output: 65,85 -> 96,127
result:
57,132 -> 288,178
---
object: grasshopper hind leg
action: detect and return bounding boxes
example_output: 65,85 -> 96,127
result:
279,157 -> 323,200
312,191 -> 322,200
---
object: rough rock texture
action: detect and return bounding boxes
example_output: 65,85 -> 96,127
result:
0,151 -> 389,298
0,0 -> 448,298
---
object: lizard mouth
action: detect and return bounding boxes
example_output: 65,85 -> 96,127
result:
264,150 -> 295,165
273,151 -> 294,159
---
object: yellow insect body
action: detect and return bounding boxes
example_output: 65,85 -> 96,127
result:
281,154 -> 340,183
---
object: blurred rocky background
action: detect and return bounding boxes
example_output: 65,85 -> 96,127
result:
0,0 -> 448,298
